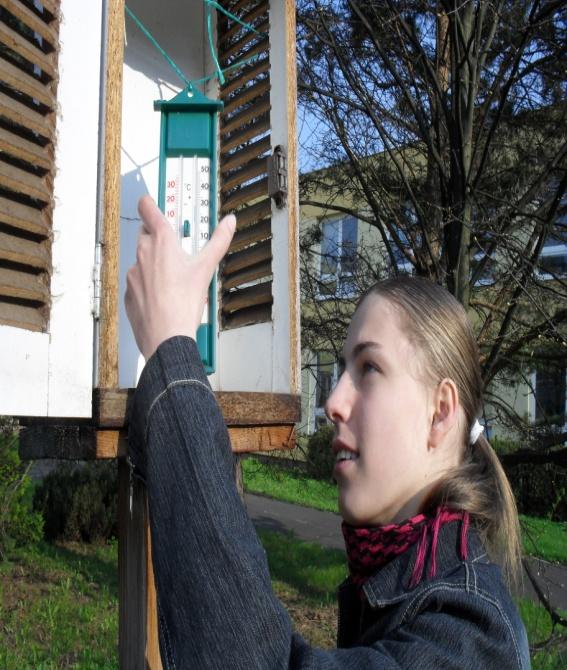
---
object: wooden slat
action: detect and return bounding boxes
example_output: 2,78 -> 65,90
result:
222,36 -> 270,70
0,126 -> 51,171
220,57 -> 269,99
222,155 -> 267,190
221,93 -> 271,135
20,423 -> 294,459
0,56 -> 56,108
220,114 -> 269,153
221,135 -> 270,171
223,78 -> 270,116
223,0 -> 258,18
0,159 -> 51,203
0,265 -> 49,302
3,0 -> 59,48
94,388 -> 300,428
219,26 -> 268,63
0,89 -> 54,139
0,229 -> 49,269
222,176 -> 268,210
220,392 -> 300,425
222,280 -> 272,314
0,20 -> 57,79
219,0 -> 269,46
36,0 -> 60,19
0,195 -> 50,235
0,299 -> 45,330
223,238 -> 271,275
230,218 -> 271,252
222,302 -> 272,329
222,196 -> 271,223
221,260 -> 271,290
229,425 -> 295,453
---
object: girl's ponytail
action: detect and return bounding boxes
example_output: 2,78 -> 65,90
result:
426,433 -> 522,588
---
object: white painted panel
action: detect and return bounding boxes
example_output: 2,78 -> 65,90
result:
0,327 -> 49,416
119,0 -> 207,388
46,0 -> 102,417
214,322 -> 273,392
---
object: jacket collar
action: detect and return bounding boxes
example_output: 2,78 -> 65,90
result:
361,519 -> 486,608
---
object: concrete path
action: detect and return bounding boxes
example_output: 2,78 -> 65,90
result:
244,493 -> 567,611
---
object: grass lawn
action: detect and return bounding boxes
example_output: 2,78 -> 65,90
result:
0,541 -> 118,669
0,533 -> 565,668
242,456 -> 567,565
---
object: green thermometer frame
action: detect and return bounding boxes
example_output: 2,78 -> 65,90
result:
155,87 -> 223,374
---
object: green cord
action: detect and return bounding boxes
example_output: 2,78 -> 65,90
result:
204,0 -> 268,38
207,3 -> 225,86
125,3 -> 267,92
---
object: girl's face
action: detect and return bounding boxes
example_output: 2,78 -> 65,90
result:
326,294 -> 438,527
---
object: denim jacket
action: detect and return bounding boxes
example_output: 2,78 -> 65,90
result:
129,337 -> 531,670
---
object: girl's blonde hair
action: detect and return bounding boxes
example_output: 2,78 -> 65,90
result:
360,276 -> 522,586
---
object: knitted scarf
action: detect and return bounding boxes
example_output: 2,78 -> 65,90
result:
342,506 -> 470,593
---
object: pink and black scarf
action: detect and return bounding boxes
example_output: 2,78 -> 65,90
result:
342,507 -> 470,593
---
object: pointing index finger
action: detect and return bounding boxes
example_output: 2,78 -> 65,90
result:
138,195 -> 171,236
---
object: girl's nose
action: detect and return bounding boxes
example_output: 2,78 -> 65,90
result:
325,373 -> 352,424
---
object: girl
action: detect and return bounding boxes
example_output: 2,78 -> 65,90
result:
125,197 -> 530,669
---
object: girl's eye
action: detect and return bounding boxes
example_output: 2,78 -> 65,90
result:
362,361 -> 380,375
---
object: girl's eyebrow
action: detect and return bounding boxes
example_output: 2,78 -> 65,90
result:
342,341 -> 383,363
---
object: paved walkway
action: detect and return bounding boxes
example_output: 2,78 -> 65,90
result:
244,493 -> 567,611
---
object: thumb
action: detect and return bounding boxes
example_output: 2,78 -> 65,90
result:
200,214 -> 237,270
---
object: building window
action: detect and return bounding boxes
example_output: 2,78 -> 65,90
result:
534,365 -> 567,428
537,204 -> 567,279
539,236 -> 567,278
319,216 -> 358,297
313,352 -> 337,428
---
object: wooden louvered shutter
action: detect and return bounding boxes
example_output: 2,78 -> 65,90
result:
0,0 -> 59,332
217,0 -> 273,330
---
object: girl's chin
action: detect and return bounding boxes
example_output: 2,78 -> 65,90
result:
339,493 -> 391,527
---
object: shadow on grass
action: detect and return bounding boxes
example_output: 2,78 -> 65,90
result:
22,540 -> 118,599
258,529 -> 347,603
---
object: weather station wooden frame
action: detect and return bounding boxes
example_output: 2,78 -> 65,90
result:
0,0 -> 300,666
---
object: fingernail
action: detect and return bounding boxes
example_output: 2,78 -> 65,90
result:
225,214 -> 236,232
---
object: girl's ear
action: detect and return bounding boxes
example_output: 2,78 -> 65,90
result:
428,378 -> 460,448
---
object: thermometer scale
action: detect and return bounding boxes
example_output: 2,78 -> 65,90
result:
164,155 -> 211,324
155,86 -> 223,373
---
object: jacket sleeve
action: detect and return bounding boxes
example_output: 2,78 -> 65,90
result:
128,336 -> 525,670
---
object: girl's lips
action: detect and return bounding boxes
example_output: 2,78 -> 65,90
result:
333,454 -> 358,477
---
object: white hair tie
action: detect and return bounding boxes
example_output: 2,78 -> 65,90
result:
470,419 -> 484,445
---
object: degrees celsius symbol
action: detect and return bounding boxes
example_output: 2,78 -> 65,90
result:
155,86 -> 223,373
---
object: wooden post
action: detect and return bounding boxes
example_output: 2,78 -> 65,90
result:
98,0 -> 162,666
118,458 -> 147,668
98,0 -> 123,392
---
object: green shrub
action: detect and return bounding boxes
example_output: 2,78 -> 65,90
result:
33,461 -> 118,543
305,425 -> 335,480
489,436 -> 566,521
0,418 -> 43,559
505,461 -> 566,522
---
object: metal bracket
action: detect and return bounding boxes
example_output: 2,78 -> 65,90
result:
92,242 -> 102,320
267,145 -> 287,209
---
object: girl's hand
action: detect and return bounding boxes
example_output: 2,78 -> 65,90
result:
125,195 -> 236,360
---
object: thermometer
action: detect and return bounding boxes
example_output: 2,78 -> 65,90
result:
154,86 -> 223,373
